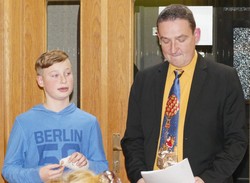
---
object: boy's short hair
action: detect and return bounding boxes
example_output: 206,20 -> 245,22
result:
35,50 -> 69,75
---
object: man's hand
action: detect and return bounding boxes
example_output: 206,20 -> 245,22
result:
194,176 -> 205,183
39,164 -> 64,182
137,178 -> 146,183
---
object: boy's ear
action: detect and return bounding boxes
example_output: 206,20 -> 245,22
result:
36,75 -> 44,87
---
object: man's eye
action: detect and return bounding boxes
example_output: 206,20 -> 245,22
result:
177,36 -> 188,43
161,38 -> 170,44
178,38 -> 186,42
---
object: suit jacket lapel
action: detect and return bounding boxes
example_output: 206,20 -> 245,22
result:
185,55 -> 208,121
154,62 -> 169,134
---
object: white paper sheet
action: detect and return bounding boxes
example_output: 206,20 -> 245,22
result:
141,158 -> 195,183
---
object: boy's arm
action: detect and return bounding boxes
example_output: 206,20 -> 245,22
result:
2,165 -> 42,183
86,119 -> 108,174
2,121 -> 43,183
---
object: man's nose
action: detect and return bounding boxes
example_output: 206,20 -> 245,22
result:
170,41 -> 178,53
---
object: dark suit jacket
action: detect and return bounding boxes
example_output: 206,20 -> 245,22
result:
121,54 -> 248,183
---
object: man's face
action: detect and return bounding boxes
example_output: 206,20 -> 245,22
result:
37,59 -> 74,102
157,19 -> 200,68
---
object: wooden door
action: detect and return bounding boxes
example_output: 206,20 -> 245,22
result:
80,1 -> 134,182
0,0 -> 134,182
0,1 -> 46,182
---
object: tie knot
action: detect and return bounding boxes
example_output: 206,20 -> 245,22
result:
174,69 -> 184,78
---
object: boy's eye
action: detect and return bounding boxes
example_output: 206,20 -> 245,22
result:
51,74 -> 59,78
65,72 -> 72,76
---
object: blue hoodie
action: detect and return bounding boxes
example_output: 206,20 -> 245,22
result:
2,103 -> 108,183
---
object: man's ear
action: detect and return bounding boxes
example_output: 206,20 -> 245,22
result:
36,75 -> 44,87
157,32 -> 162,45
194,28 -> 201,44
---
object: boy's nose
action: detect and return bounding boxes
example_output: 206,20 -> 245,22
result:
60,75 -> 67,83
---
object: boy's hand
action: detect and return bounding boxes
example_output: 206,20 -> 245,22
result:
39,164 -> 64,182
68,152 -> 88,168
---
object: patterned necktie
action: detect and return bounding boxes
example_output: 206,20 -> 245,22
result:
157,69 -> 183,169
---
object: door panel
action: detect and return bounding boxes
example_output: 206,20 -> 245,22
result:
0,0 -> 46,182
80,1 -> 133,182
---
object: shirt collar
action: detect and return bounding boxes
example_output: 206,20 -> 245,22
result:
168,51 -> 198,77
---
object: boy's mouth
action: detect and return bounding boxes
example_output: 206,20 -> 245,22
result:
58,87 -> 69,92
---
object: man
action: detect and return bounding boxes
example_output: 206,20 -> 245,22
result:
121,4 -> 248,183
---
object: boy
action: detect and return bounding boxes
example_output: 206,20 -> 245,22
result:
2,50 -> 108,183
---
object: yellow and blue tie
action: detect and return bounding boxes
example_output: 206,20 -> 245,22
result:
157,69 -> 183,169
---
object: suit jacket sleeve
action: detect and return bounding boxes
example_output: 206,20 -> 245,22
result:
184,60 -> 248,183
121,71 -> 147,183
121,62 -> 168,183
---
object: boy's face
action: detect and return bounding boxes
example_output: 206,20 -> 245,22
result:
37,58 -> 73,103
